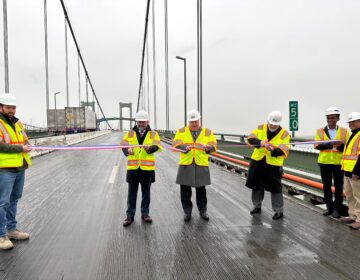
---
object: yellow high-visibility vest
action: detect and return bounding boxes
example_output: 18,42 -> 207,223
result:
121,130 -> 162,171
247,124 -> 290,166
314,126 -> 349,165
0,119 -> 32,168
172,126 -> 217,166
341,130 -> 360,172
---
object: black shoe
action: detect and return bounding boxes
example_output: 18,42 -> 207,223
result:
272,212 -> 283,220
323,209 -> 333,216
184,214 -> 192,222
331,209 -> 340,218
123,218 -> 134,227
200,212 -> 210,221
142,215 -> 153,223
250,207 -> 261,215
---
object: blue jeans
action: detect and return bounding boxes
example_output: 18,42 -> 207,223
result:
126,181 -> 151,219
0,170 -> 25,237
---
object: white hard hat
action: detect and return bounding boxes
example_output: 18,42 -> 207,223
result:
347,112 -> 360,123
187,109 -> 201,122
325,106 -> 341,116
135,110 -> 149,121
0,93 -> 17,106
267,110 -> 282,125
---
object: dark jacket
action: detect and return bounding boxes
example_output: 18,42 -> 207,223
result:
245,125 -> 284,193
122,125 -> 159,184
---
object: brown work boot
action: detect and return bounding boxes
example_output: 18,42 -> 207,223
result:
8,230 -> 30,240
0,236 -> 14,250
348,221 -> 360,230
339,217 -> 356,224
123,218 -> 134,227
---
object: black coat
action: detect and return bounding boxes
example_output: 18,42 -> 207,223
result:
245,158 -> 283,194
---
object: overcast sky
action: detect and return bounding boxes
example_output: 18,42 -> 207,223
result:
1,0 -> 360,136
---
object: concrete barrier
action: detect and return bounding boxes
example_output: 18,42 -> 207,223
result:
29,130 -> 112,158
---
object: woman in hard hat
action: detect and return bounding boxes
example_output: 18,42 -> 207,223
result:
245,111 -> 290,220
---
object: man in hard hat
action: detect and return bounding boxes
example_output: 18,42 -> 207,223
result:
0,93 -> 32,250
246,111 -> 290,220
340,112 -> 360,229
172,109 -> 217,222
314,107 -> 349,218
121,110 -> 162,227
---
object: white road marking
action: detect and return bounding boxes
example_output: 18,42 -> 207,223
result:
108,166 -> 118,184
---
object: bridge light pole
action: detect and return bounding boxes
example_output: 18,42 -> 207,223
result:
175,56 -> 187,127
54,91 -> 60,131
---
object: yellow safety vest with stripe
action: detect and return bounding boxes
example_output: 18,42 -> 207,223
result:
0,119 -> 32,168
314,126 -> 349,165
172,126 -> 217,166
121,130 -> 162,171
247,124 -> 290,166
341,130 -> 360,172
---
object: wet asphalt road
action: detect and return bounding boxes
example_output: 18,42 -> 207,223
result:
0,132 -> 359,280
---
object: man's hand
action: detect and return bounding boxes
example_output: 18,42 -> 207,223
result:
185,145 -> 193,151
22,144 -> 32,153
204,145 -> 212,153
127,147 -> 134,155
352,174 -> 359,180
143,145 -> 150,152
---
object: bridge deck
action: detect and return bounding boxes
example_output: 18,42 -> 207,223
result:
0,132 -> 359,280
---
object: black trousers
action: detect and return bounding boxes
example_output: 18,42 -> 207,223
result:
180,185 -> 207,215
319,164 -> 344,210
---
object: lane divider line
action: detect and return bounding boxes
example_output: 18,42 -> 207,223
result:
108,166 -> 118,184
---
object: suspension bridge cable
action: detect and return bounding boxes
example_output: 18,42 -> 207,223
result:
136,0 -> 151,112
59,0 -> 112,129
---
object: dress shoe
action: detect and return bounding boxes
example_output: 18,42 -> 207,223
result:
331,209 -> 340,219
272,212 -> 284,220
348,221 -> 360,230
323,209 -> 333,216
142,215 -> 153,223
184,214 -> 192,222
250,207 -> 261,215
339,217 -> 356,224
200,212 -> 210,221
123,218 -> 134,227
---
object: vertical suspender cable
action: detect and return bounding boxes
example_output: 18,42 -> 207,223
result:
65,17 -> 69,107
197,0 -> 202,119
3,0 -> 9,93
152,0 -> 157,129
59,0 -> 112,129
164,0 -> 169,130
85,73 -> 89,107
146,38 -> 150,117
44,0 -> 49,111
136,0 -> 151,113
78,54 -> 81,106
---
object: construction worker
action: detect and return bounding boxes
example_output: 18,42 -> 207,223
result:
0,93 -> 32,250
340,112 -> 360,230
314,107 -> 349,218
121,110 -> 162,227
172,109 -> 217,222
246,111 -> 290,220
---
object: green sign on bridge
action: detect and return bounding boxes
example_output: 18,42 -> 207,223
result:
289,101 -> 298,132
